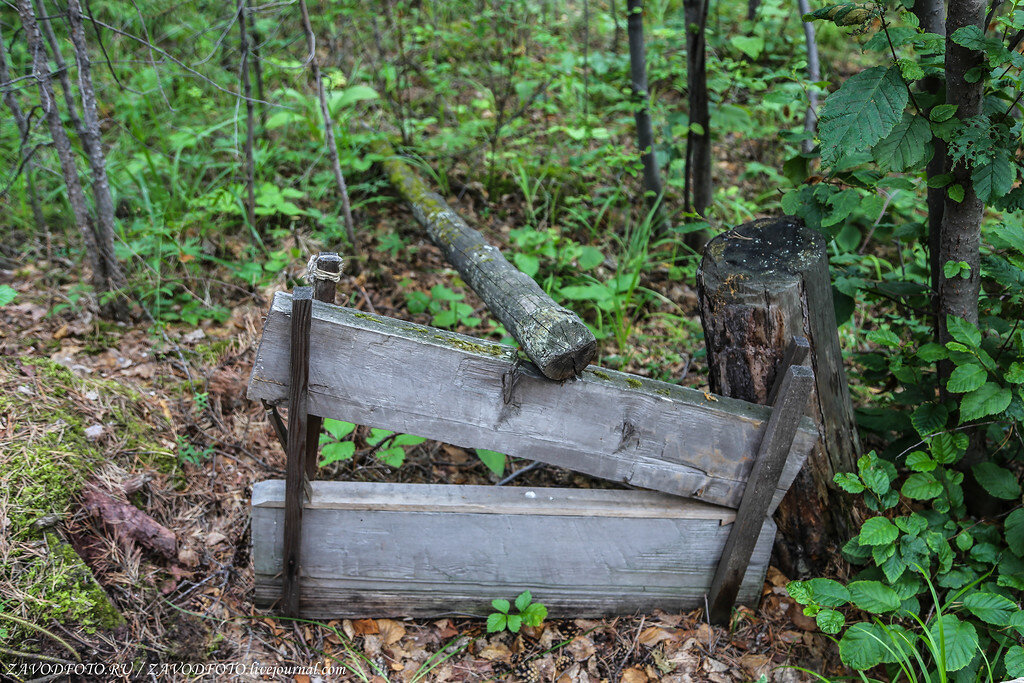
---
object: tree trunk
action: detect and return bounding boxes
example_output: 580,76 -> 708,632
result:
697,217 -> 860,577
238,0 -> 258,231
0,33 -> 47,233
299,0 -> 358,250
247,0 -> 266,128
67,0 -> 128,318
17,0 -> 106,297
797,0 -> 820,154
370,136 -> 597,381
626,0 -> 669,231
938,0 -> 984,338
913,0 -> 946,324
35,0 -> 91,155
684,0 -> 712,223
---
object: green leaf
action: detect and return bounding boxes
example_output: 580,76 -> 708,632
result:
506,614 -> 523,633
807,578 -> 851,607
911,403 -> 948,437
963,592 -> 1019,625
366,428 -> 394,446
917,343 -> 948,362
514,253 -> 540,278
930,104 -> 958,122
319,441 -> 355,466
973,151 -> 1015,204
946,364 -> 987,394
487,612 -> 507,633
1006,362 -> 1024,384
786,580 -> 812,604
377,447 -> 406,468
901,472 -> 943,500
951,24 -> 990,50
491,599 -> 510,614
905,451 -> 937,472
730,35 -> 764,59
839,622 -> 888,669
392,434 -> 426,447
0,285 -> 16,307
860,517 -> 899,546
515,591 -> 532,612
475,449 -> 506,477
971,462 -> 1022,500
848,581 -> 901,613
322,419 -> 356,440
834,472 -> 866,493
949,184 -> 965,203
928,615 -> 978,671
1006,646 -> 1024,678
816,609 -> 845,634
521,602 -> 548,626
959,382 -> 1012,423
818,65 -> 908,167
872,113 -> 931,172
930,432 -> 968,464
1006,509 -> 1024,556
333,84 -> 380,109
867,329 -> 901,347
577,246 -> 604,270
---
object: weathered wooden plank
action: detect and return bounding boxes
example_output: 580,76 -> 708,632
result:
370,136 -> 596,380
708,364 -> 814,624
252,481 -> 776,618
282,287 -> 312,617
247,293 -> 818,510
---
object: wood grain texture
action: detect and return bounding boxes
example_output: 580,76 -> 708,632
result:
708,365 -> 814,624
282,287 -> 312,617
247,293 -> 817,510
698,217 -> 858,574
305,253 -> 342,479
252,481 -> 776,618
369,136 -> 595,380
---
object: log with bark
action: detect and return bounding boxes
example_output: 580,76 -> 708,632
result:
369,136 -> 596,381
82,487 -> 177,560
697,216 -> 860,576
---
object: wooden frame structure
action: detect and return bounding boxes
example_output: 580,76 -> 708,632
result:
247,254 -> 818,622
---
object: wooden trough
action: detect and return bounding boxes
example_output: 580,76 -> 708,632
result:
247,256 -> 819,623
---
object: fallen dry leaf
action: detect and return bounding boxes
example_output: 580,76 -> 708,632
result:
377,619 -> 406,646
477,642 -> 511,662
353,618 -> 379,636
638,626 -> 675,647
622,666 -> 648,683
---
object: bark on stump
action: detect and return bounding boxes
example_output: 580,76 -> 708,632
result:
697,216 -> 859,576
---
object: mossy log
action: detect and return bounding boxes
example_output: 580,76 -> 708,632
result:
370,137 -> 596,380
697,217 -> 860,576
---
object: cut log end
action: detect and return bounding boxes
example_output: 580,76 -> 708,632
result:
703,216 -> 823,284
518,310 -> 597,380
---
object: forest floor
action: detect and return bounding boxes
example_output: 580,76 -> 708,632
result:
1,191 -> 844,683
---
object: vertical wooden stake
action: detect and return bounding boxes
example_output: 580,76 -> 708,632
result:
282,286 -> 313,617
305,253 -> 343,479
708,363 -> 814,625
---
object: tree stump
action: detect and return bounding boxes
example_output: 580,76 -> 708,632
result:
697,216 -> 859,576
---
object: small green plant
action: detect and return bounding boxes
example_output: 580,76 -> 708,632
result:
475,448 -> 506,477
0,284 -> 17,307
404,283 -> 481,330
486,590 -> 547,634
366,428 -> 426,468
319,418 -> 357,466
176,436 -> 214,466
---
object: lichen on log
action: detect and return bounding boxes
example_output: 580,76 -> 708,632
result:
369,136 -> 596,380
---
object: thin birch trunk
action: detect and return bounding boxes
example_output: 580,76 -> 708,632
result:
17,0 -> 104,293
298,0 -> 357,250
797,0 -> 820,154
67,0 -> 127,311
238,0 -> 257,231
0,34 -> 47,233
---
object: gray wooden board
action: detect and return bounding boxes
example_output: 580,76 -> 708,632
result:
247,292 -> 818,510
251,481 -> 777,618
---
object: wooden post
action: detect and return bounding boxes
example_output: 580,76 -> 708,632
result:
304,253 -> 342,479
697,217 -> 860,577
282,287 -> 313,617
708,362 -> 814,624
